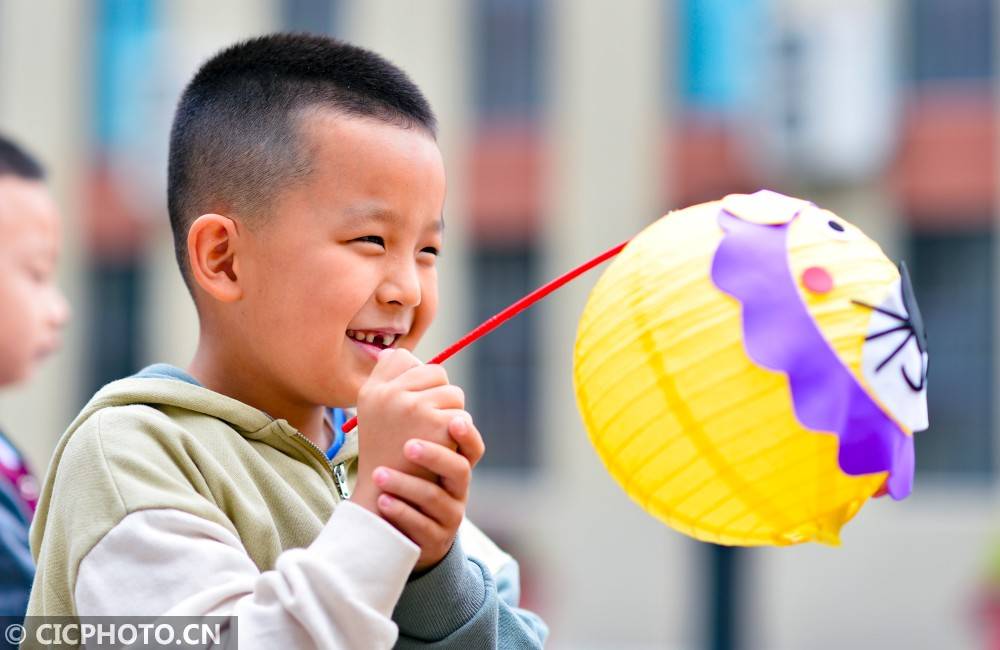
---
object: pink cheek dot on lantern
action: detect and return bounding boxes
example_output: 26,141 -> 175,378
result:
802,266 -> 834,294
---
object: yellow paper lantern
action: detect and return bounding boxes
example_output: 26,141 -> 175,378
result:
573,191 -> 928,546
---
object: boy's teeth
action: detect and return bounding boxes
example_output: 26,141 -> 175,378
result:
347,329 -> 397,346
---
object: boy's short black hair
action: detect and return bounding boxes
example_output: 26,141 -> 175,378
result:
0,135 -> 45,181
168,32 -> 437,286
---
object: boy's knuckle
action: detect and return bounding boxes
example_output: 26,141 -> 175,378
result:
431,488 -> 451,513
426,490 -> 444,513
425,406 -> 447,429
431,365 -> 448,385
417,518 -> 435,540
432,411 -> 452,430
401,397 -> 421,418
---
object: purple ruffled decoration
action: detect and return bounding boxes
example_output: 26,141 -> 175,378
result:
709,194 -> 914,499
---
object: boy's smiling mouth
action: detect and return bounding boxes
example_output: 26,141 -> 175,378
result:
346,329 -> 402,351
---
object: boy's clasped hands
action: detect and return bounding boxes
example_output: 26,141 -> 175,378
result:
351,347 -> 485,572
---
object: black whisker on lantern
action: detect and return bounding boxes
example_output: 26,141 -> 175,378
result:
851,262 -> 929,395
876,330 -> 915,373
865,324 -> 911,342
852,299 -> 908,323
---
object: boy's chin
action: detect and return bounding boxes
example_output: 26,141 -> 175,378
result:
321,381 -> 363,410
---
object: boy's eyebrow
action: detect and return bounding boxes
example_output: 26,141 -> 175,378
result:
342,204 -> 444,232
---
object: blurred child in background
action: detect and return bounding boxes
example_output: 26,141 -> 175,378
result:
0,135 -> 70,628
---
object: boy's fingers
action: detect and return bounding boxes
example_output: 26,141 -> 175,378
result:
448,417 -> 485,468
404,440 -> 471,500
373,467 -> 462,529
376,492 -> 445,545
397,363 -> 449,391
368,348 -> 422,382
417,385 -> 465,410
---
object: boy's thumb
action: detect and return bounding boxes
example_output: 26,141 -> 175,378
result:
369,347 -> 422,381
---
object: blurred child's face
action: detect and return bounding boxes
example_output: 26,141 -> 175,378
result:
237,110 -> 446,407
0,177 -> 69,386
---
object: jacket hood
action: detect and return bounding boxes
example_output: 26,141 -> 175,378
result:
72,372 -> 274,436
65,365 -> 359,466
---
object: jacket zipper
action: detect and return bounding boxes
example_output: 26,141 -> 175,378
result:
291,431 -> 352,501
332,463 -> 352,500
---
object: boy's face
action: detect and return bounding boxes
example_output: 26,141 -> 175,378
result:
236,110 -> 446,408
0,177 -> 69,386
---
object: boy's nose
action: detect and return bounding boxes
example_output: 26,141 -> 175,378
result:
377,261 -> 421,307
50,288 -> 71,328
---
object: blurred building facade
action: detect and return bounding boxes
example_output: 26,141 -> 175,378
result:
0,1 -> 995,648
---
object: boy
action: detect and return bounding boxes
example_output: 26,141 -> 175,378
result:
28,33 -> 547,648
0,135 -> 69,623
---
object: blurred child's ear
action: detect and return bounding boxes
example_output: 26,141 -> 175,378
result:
187,214 -> 243,303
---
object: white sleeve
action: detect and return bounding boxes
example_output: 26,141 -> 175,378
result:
457,518 -> 514,576
75,502 -> 420,649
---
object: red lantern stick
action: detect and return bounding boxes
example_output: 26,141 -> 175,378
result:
341,239 -> 630,434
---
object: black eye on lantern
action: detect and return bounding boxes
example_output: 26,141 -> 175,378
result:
851,262 -> 928,392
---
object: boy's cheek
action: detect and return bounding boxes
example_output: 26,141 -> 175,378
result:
0,332 -> 36,386
404,289 -> 438,350
0,286 -> 36,369
395,336 -> 419,353
397,326 -> 430,354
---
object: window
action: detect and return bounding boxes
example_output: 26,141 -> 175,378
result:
282,0 -> 340,35
468,245 -> 539,471
473,0 -> 545,122
909,0 -> 993,82
676,0 -> 764,112
87,264 -> 146,396
909,229 -> 994,477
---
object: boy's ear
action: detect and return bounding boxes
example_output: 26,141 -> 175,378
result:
187,214 -> 243,303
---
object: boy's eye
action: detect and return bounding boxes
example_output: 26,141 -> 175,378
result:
420,247 -> 440,256
356,235 -> 385,247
